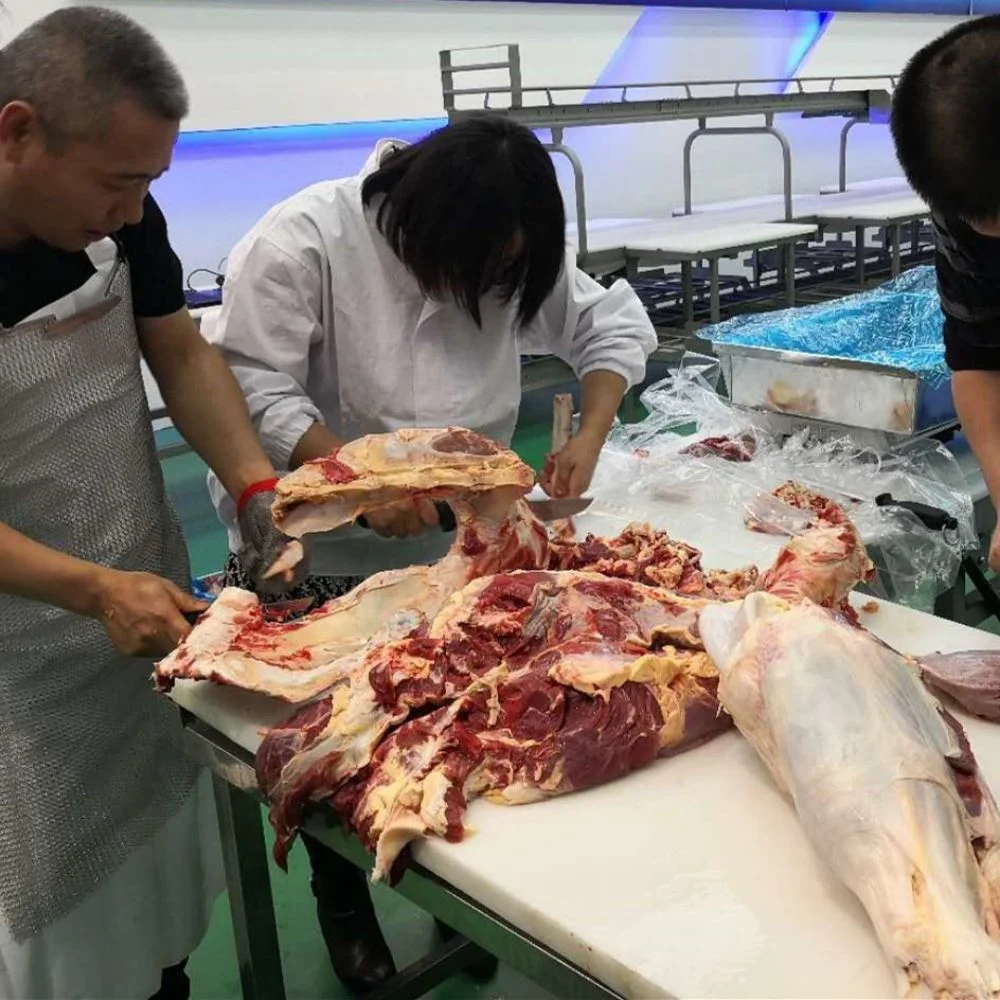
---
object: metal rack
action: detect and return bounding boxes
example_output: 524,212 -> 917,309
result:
439,44 -> 892,263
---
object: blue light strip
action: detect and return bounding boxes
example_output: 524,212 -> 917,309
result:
782,11 -> 834,90
175,116 -> 447,156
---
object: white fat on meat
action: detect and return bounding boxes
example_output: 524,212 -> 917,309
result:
271,427 -> 535,537
701,593 -> 1000,999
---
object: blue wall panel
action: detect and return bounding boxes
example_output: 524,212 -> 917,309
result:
453,1 -> 1000,12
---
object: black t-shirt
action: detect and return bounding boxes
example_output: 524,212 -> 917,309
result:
0,193 -> 185,328
933,213 -> 1000,371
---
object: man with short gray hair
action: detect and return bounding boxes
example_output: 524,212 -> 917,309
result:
0,7 -> 304,998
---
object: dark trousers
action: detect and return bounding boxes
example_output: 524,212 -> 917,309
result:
302,830 -> 373,913
148,960 -> 189,1000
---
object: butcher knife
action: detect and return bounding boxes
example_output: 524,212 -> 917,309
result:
357,497 -> 591,532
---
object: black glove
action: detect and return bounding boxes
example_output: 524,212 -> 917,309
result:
237,490 -> 311,595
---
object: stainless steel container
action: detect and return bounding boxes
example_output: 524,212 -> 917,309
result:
714,343 -> 955,435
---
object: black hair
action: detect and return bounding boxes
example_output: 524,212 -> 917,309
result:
891,15 -> 1000,221
361,115 -> 566,327
0,6 -> 188,146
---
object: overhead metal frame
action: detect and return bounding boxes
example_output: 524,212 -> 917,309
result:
440,45 -> 892,128
440,45 -> 893,275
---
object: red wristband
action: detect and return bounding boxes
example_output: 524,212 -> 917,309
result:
236,478 -> 279,515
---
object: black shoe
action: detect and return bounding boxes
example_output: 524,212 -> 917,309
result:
147,960 -> 190,1000
303,834 -> 397,994
315,900 -> 397,994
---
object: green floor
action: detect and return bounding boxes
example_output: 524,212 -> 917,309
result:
161,416 -> 564,1000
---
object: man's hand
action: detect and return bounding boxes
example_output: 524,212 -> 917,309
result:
541,429 -> 604,498
91,570 -> 208,657
238,491 -> 311,595
363,499 -> 441,540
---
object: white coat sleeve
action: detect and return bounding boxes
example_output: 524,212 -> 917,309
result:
519,249 -> 657,387
204,234 -> 326,469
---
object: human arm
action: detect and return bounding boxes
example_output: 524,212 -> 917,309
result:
952,371 -> 1000,570
0,521 -> 206,656
524,253 -> 656,496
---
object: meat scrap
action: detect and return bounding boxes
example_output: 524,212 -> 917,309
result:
549,522 -> 759,599
681,433 -> 757,463
702,593 -> 1000,1000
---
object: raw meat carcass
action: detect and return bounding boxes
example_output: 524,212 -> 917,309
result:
156,498 -> 548,701
701,593 -> 1000,1000
256,569 -> 729,868
273,426 -> 533,538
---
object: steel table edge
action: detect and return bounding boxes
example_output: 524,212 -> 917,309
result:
178,711 -> 627,1000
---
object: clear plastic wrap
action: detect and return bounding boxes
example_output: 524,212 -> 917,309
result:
706,265 -> 950,387
592,357 -> 973,612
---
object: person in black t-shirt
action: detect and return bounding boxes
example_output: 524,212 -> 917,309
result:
0,8 -> 306,1000
892,16 -> 1000,570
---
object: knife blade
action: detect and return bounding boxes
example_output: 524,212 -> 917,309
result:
526,497 -> 592,521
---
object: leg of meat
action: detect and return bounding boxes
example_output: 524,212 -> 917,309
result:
701,593 -> 1000,999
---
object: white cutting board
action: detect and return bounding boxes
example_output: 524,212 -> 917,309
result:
170,505 -> 1000,999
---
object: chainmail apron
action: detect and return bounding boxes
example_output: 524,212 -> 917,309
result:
0,252 -> 201,941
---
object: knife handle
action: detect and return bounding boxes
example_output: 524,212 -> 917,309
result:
874,493 -> 957,532
357,502 -> 457,533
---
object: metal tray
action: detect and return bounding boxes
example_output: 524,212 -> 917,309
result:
714,343 -> 955,435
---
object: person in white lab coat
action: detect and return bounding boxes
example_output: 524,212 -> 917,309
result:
206,115 -> 657,990
0,8 -> 304,999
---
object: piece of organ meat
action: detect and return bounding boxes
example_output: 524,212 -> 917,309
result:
702,592 -> 1000,999
919,650 -> 1000,722
156,498 -> 548,702
256,569 -> 730,868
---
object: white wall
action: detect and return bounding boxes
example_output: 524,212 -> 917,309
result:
4,2 -> 968,278
783,12 -> 965,193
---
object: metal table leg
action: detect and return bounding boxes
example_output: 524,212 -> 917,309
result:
708,258 -> 720,323
783,241 -> 796,306
855,225 -> 866,287
212,776 -> 287,1000
681,261 -> 694,329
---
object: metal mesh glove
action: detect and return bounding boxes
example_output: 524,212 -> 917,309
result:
237,490 -> 310,595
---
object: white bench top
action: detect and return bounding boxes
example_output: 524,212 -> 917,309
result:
621,221 -> 817,256
818,175 -> 910,196
806,193 -> 929,223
